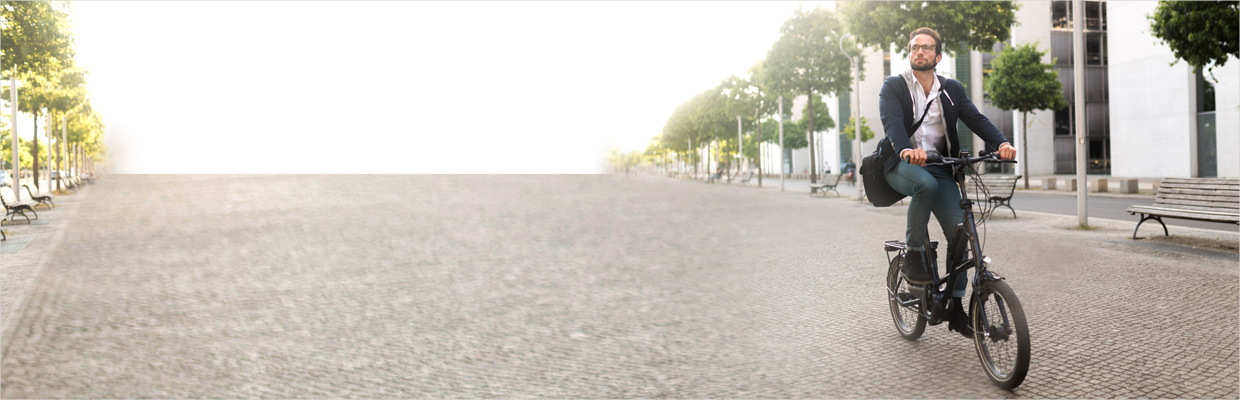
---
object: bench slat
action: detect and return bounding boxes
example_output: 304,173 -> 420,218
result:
1158,188 -> 1240,198
1156,193 -> 1240,203
1151,200 -> 1239,212
1160,182 -> 1240,191
1127,206 -> 1240,223
1162,178 -> 1240,185
1130,205 -> 1239,216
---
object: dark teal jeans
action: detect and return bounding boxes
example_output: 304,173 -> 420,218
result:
884,160 -> 967,297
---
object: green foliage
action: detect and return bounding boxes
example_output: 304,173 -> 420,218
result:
841,116 -> 876,142
984,44 -> 1067,115
757,116 -> 807,150
1,129 -> 44,169
1148,1 -> 1239,76
840,1 -> 1019,56
788,94 -> 834,134
1,1 -> 75,78
65,110 -> 106,159
762,6 -> 860,99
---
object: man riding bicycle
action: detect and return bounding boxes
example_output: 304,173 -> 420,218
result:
878,27 -> 1017,338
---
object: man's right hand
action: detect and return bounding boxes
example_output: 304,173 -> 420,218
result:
901,148 -> 927,167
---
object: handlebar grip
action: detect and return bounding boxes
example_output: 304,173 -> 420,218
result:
925,153 -> 943,164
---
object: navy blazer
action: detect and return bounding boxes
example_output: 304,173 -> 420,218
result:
878,74 -> 1010,173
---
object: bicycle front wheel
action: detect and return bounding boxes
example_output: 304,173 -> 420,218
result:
887,255 -> 925,340
971,279 -> 1030,390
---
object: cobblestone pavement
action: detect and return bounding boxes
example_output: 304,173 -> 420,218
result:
1,175 -> 1236,398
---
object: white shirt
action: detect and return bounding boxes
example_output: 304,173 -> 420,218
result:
909,73 -> 947,156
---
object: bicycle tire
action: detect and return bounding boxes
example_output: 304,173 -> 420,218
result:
971,279 -> 1030,390
887,255 -> 925,340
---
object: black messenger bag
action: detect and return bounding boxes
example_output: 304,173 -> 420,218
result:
860,91 -> 938,207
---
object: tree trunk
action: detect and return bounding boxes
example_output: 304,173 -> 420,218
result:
807,89 -> 817,184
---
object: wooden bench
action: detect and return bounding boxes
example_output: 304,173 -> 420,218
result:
810,173 -> 844,197
969,175 -> 1021,218
22,184 -> 55,209
729,172 -> 748,185
1127,178 -> 1239,237
1,186 -> 39,224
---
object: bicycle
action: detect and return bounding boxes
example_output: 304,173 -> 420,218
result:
883,150 -> 1031,390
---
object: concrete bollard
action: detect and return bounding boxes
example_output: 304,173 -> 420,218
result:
1119,179 -> 1138,194
1094,178 -> 1108,193
1064,178 -> 1077,191
1152,178 -> 1162,192
1042,177 -> 1057,190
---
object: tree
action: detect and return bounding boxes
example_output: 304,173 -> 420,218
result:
1,1 -> 75,78
984,43 -> 1067,189
763,6 -> 859,183
2,0 -> 82,189
841,116 -> 876,143
1148,0 -> 1239,78
840,1 -> 1019,56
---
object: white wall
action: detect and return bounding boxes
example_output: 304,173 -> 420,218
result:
858,47 -> 887,156
825,94 -> 841,173
1012,1 -> 1057,176
790,95 -> 810,174
1109,1 -> 1197,178
1214,61 -> 1240,178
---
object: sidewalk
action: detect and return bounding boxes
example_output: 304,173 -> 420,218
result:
0,178 -> 90,348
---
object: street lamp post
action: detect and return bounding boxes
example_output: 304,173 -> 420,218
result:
8,76 -> 19,202
1073,0 -> 1088,227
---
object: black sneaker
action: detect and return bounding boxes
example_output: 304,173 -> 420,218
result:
948,297 -> 974,338
901,250 -> 932,285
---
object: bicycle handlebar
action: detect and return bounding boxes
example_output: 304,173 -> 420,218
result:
925,150 -> 1017,166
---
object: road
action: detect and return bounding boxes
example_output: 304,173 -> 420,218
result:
1,175 -> 1236,398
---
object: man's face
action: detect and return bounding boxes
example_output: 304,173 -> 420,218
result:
909,34 -> 941,72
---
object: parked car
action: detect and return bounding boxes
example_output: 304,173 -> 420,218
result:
0,170 -> 10,187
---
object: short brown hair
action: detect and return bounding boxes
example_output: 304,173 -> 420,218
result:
909,27 -> 942,55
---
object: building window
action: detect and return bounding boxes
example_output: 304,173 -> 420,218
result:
1085,1 -> 1102,30
883,49 -> 891,77
1055,107 -> 1073,136
1085,33 -> 1107,65
1052,1 -> 1106,31
1198,69 -> 1216,113
1052,1 -> 1071,29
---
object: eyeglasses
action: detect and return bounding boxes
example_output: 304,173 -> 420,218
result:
909,44 -> 936,54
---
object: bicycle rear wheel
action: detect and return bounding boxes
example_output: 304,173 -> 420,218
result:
887,255 -> 925,340
971,279 -> 1030,390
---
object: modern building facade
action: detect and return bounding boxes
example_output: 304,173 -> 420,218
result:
782,1 -> 1238,180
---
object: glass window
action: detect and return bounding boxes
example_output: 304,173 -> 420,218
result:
1052,1 -> 1071,29
1087,102 -> 1107,136
883,49 -> 891,77
1058,67 -> 1074,100
1086,1 -> 1101,30
1101,1 -> 1107,31
1086,33 -> 1102,65
1086,67 -> 1107,101
1052,31 -> 1073,65
1198,69 -> 1216,113
1055,106 -> 1073,136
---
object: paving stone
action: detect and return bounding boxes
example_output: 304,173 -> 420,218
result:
0,175 -> 1236,398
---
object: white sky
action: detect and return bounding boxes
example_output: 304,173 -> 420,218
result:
45,1 -> 835,173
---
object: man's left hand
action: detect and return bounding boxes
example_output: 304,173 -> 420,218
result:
998,143 -> 1017,160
